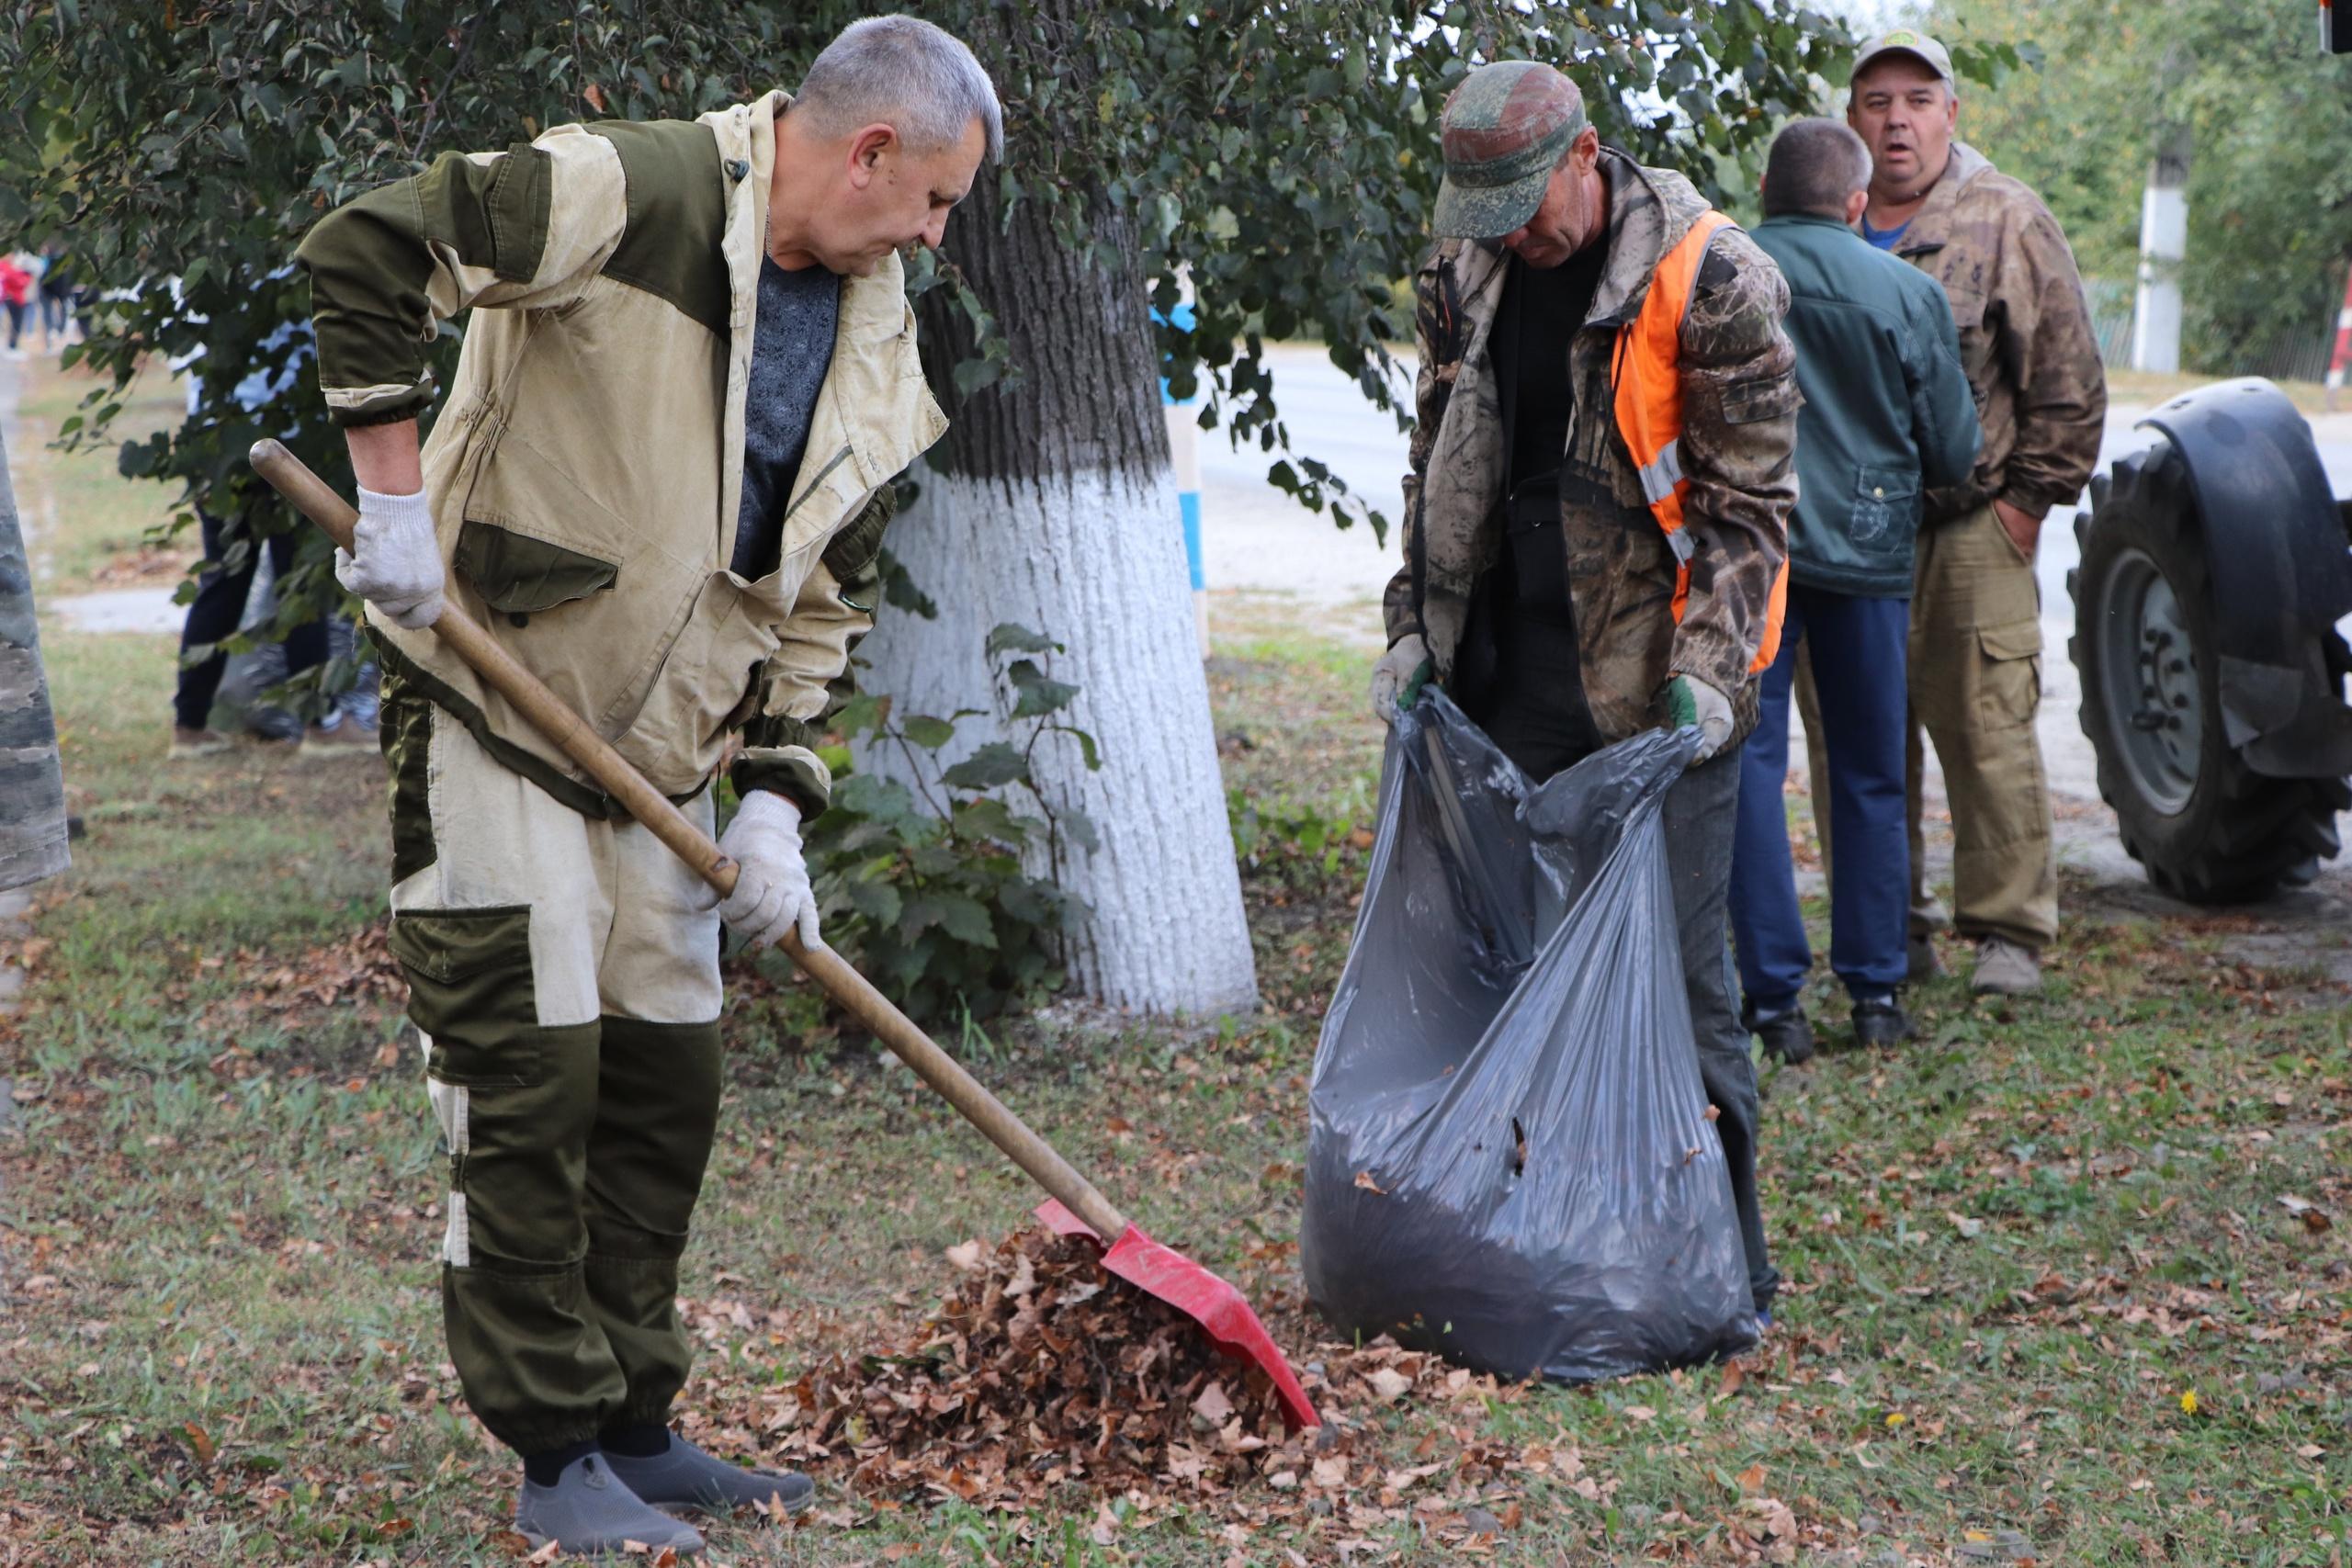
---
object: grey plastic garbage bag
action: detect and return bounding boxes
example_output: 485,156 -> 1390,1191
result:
1301,690 -> 1757,1382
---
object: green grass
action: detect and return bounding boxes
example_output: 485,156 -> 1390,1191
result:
5,444 -> 2350,1563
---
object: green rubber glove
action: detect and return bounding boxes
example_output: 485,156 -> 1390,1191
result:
1662,672 -> 1734,761
1663,674 -> 1699,732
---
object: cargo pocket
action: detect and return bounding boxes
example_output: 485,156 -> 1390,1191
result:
390,906 -> 543,1087
1976,617 -> 2043,728
453,520 -> 618,615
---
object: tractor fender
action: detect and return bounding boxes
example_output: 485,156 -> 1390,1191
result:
2139,378 -> 2352,777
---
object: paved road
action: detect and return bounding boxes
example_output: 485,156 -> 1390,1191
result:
1198,344 -> 2352,976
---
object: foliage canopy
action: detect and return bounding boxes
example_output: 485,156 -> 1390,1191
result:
2,0 -> 1855,547
1932,0 -> 2352,373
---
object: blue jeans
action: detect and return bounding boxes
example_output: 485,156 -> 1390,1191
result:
1730,586 -> 1911,1013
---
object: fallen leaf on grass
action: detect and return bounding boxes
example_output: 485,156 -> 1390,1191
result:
180,1422 -> 215,1465
943,1240 -> 986,1271
2278,1195 -> 2331,1232
1736,1461 -> 1766,1497
1365,1368 -> 1412,1403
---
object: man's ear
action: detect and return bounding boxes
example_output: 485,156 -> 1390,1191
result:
1844,187 -> 1869,227
1572,125 -> 1600,173
846,123 -> 898,188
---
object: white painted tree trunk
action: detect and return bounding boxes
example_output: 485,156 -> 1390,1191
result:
859,467 -> 1256,1015
2132,124 -> 2190,375
849,36 -> 1257,1018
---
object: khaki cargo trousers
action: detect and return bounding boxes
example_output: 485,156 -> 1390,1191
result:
1798,502 -> 2058,950
382,687 -> 726,1456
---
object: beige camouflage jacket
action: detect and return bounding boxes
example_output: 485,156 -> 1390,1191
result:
298,93 -> 945,818
1890,141 -> 2106,524
1384,150 -> 1799,745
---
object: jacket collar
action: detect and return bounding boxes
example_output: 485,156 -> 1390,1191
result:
1586,148 -> 1710,326
702,93 -> 941,538
1894,139 -> 1993,258
1756,212 -> 1860,234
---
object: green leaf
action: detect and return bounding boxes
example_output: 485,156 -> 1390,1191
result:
984,623 -> 1058,656
942,743 -> 1028,791
1005,659 -> 1080,718
929,894 -> 998,948
845,879 -> 902,926
900,714 -> 956,749
1058,808 -> 1102,855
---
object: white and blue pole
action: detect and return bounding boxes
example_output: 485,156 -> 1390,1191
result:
1158,300 -> 1208,655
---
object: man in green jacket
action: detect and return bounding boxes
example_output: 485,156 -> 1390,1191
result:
300,16 -> 995,1555
1729,119 -> 1979,1062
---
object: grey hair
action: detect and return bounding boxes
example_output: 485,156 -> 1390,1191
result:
1761,118 -> 1871,219
795,15 -> 1004,164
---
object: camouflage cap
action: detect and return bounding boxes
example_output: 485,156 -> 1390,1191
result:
1849,28 -> 1955,89
1433,61 -> 1589,240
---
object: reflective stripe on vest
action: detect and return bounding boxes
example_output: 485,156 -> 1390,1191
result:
1611,209 -> 1790,674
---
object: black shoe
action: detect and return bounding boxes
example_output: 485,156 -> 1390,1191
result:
1850,996 -> 1914,1049
1746,1005 -> 1815,1066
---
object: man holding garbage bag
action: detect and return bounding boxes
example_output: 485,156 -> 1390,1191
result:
1370,60 -> 1799,1327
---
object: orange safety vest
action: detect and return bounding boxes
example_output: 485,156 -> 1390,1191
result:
1610,209 -> 1791,674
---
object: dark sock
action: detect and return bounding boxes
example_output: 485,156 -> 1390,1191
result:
522,1437 -> 599,1487
598,1422 -> 673,1459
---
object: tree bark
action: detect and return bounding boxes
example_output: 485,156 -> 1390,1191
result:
858,88 -> 1258,1015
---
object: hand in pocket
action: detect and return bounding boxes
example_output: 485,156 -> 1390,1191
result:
1992,498 -> 2041,564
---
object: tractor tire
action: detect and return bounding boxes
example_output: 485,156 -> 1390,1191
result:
2068,438 -> 2350,904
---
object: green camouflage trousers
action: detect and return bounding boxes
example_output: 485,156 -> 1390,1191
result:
384,682 -> 725,1454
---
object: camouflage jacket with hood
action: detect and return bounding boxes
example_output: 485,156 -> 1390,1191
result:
1889,141 -> 2106,525
1384,149 -> 1800,746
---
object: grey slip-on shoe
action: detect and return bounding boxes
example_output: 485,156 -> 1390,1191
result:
602,1435 -> 816,1517
514,1452 -> 706,1558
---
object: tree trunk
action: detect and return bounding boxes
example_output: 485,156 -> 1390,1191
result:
857,116 -> 1258,1016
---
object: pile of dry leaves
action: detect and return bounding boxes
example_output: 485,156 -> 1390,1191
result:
756,1227 -> 1517,1514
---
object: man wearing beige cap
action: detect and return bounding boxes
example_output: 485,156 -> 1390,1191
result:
1844,29 -> 2106,996
1372,59 -> 1800,1329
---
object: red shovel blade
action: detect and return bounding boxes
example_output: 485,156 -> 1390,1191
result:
1035,1200 -> 1320,1430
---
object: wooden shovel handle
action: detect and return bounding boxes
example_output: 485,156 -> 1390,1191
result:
253,439 -> 1131,1242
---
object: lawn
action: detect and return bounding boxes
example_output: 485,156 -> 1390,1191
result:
2,363 -> 2348,1565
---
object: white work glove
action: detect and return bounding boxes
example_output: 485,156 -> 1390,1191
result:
1664,672 -> 1735,761
699,788 -> 821,953
335,485 -> 446,631
1368,632 -> 1432,726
